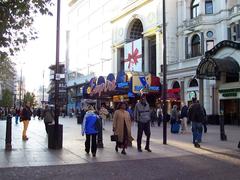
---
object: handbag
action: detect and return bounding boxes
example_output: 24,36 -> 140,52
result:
110,135 -> 118,142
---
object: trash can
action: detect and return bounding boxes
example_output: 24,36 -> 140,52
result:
48,124 -> 63,149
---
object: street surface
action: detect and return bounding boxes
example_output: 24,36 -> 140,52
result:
0,117 -> 239,180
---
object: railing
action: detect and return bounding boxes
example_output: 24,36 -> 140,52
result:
229,4 -> 240,16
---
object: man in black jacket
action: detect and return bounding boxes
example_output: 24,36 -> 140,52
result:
188,97 -> 206,148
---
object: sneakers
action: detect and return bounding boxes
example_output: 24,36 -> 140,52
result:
145,147 -> 152,152
92,153 -> 96,157
194,143 -> 201,148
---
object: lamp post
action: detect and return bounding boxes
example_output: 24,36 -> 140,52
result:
48,0 -> 63,149
19,68 -> 22,108
162,0 -> 167,145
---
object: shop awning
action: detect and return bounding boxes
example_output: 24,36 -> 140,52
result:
196,56 -> 240,80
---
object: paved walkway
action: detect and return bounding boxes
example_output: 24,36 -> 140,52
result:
0,117 -> 239,168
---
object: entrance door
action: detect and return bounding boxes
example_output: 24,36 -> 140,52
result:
220,99 -> 240,125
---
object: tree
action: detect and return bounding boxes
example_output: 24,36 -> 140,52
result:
0,0 -> 53,58
0,56 -> 15,83
23,92 -> 38,108
0,89 -> 13,108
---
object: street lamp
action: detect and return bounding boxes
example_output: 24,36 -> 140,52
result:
162,0 -> 167,145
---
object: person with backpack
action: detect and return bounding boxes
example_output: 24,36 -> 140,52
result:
188,97 -> 206,148
82,105 -> 100,157
180,102 -> 188,134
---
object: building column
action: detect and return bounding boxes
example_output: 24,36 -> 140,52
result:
112,47 -> 119,74
180,80 -> 185,103
144,37 -> 149,73
156,31 -> 162,76
199,79 -> 204,105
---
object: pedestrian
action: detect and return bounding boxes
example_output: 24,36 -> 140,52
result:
82,105 -> 100,157
180,102 -> 188,133
134,94 -> 152,152
150,107 -> 157,127
37,108 -> 41,120
99,104 -> 109,130
188,97 -> 206,148
156,105 -> 163,127
15,107 -> 21,124
170,105 -> 180,133
43,105 -> 54,134
20,102 -> 32,141
113,102 -> 133,155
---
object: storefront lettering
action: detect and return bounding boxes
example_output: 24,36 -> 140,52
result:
90,80 -> 116,96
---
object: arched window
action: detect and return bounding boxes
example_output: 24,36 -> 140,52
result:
191,34 -> 201,57
172,81 -> 180,89
129,19 -> 143,40
189,79 -> 198,87
191,0 -> 200,18
205,0 -> 213,14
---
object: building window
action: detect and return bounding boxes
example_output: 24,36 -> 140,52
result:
189,79 -> 198,87
172,81 -> 180,89
205,0 -> 213,14
206,40 -> 214,51
206,31 -> 213,38
129,19 -> 143,40
191,34 -> 201,57
191,0 -> 200,19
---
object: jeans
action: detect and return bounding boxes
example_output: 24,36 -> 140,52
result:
15,115 -> 19,124
137,122 -> 151,150
192,122 -> 203,144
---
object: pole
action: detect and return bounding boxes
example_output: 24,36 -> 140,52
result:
48,0 -> 63,149
42,70 -> 45,105
5,114 -> 12,150
162,0 -> 167,145
19,68 -> 22,107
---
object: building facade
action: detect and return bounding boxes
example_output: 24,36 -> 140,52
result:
67,0 -> 240,124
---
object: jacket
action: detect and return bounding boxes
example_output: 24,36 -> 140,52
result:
20,106 -> 32,121
82,111 -> 100,135
43,109 -> 54,123
188,103 -> 206,123
181,105 -> 188,118
134,102 -> 151,123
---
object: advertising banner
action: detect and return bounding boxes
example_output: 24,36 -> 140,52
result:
124,38 -> 142,72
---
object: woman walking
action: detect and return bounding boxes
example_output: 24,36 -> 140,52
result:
113,102 -> 133,155
170,105 -> 180,133
20,102 -> 32,141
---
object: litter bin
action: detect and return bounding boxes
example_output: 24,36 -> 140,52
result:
48,124 -> 63,149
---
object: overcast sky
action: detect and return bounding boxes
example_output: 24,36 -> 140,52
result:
13,1 -> 68,93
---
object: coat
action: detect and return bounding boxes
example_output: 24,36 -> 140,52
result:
113,109 -> 133,143
82,111 -> 100,135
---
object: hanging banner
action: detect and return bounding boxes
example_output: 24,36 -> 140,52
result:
124,38 -> 142,72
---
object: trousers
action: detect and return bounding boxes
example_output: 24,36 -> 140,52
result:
137,122 -> 151,150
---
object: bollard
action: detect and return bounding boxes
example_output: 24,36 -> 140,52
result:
219,114 -> 227,141
5,114 -> 12,150
97,117 -> 104,148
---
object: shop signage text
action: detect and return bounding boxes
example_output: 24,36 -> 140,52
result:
90,80 -> 116,96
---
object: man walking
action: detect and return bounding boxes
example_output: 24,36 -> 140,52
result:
134,95 -> 151,152
180,102 -> 188,133
188,97 -> 206,148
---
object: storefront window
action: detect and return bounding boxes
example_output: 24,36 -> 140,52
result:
189,79 -> 198,87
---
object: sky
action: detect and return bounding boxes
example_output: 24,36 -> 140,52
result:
13,1 -> 68,93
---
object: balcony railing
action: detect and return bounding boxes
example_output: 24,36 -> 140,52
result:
229,4 -> 240,16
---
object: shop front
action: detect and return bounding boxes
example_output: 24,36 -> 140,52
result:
196,40 -> 240,125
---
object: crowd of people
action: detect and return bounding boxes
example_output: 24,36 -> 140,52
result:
2,95 -> 207,157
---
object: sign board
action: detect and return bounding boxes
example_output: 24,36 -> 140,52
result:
124,38 -> 142,72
